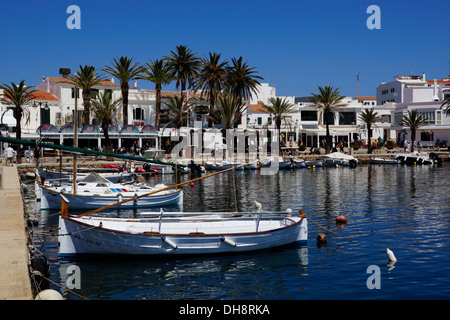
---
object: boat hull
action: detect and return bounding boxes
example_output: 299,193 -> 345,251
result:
58,214 -> 307,257
40,187 -> 183,210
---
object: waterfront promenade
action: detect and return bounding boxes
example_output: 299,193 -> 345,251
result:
0,165 -> 32,300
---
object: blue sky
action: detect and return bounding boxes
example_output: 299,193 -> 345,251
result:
0,0 -> 449,98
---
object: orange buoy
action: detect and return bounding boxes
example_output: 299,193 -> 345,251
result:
317,233 -> 327,243
335,215 -> 347,224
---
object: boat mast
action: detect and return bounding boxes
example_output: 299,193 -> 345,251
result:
73,79 -> 78,195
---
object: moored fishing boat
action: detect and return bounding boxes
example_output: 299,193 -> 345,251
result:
58,198 -> 308,257
370,157 -> 399,165
38,172 -> 182,210
322,152 -> 358,167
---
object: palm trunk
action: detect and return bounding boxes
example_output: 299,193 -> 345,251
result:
411,129 -> 416,152
82,90 -> 91,125
156,85 -> 161,130
121,84 -> 129,126
16,113 -> 22,164
367,124 -> 373,154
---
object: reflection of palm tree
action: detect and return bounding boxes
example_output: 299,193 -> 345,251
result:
358,108 -> 379,154
307,86 -> 345,153
400,110 -> 427,152
103,57 -> 144,126
0,80 -> 36,164
142,59 -> 174,130
91,91 -> 122,152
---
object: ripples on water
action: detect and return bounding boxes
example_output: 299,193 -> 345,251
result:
26,163 -> 450,300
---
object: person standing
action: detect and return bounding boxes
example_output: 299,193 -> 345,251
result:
5,145 -> 16,166
33,145 -> 41,168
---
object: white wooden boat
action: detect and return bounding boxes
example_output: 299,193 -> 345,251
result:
58,198 -> 308,257
322,152 -> 358,167
206,161 -> 244,171
37,168 -> 133,183
38,172 -> 182,210
394,152 -> 433,165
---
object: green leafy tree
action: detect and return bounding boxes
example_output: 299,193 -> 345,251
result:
441,95 -> 450,115
69,65 -> 106,125
91,91 -> 122,152
400,109 -> 428,152
307,85 -> 345,153
209,94 -> 247,129
164,45 -> 200,95
143,59 -> 174,130
0,80 -> 36,164
162,95 -> 191,130
358,107 -> 379,154
225,56 -> 262,102
103,57 -> 144,126
197,52 -> 229,111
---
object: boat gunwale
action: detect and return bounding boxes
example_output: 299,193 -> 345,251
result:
41,184 -> 182,198
62,215 -> 305,238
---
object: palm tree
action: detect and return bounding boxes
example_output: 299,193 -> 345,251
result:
103,56 -> 144,126
69,65 -> 106,125
262,96 -> 296,136
400,109 -> 428,152
225,56 -> 262,102
441,95 -> 450,115
91,91 -> 122,152
197,52 -> 229,111
163,45 -> 200,95
0,80 -> 36,164
161,95 -> 191,130
358,107 -> 379,154
142,59 -> 174,130
209,94 -> 247,129
307,85 -> 345,153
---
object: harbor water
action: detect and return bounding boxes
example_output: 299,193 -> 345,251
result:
25,162 -> 450,300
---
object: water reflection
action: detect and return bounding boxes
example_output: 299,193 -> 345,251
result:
58,246 -> 308,300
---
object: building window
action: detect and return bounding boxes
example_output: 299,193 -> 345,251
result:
421,131 -> 434,141
339,112 -> 356,125
301,110 -> 317,121
257,117 -> 262,125
71,88 -> 80,99
133,107 -> 145,120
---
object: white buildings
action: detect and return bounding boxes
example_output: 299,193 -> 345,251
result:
381,74 -> 450,147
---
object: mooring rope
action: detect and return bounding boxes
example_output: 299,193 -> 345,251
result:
306,216 -> 353,242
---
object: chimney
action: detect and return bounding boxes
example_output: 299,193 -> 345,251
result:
134,80 -> 137,88
111,77 -> 114,83
42,76 -> 45,82
422,72 -> 426,81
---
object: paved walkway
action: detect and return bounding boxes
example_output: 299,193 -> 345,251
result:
0,165 -> 32,300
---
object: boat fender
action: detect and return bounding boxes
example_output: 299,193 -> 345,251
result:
387,248 -> 397,262
335,215 -> 347,224
220,236 -> 236,247
34,289 -> 63,300
30,255 -> 50,291
254,200 -> 262,211
161,236 -> 177,249
317,233 -> 327,243
286,208 -> 293,216
117,193 -> 123,202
